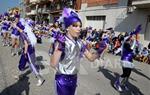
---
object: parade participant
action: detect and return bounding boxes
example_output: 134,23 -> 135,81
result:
11,14 -> 21,56
48,21 -> 60,56
15,18 -> 45,86
0,14 -> 3,36
50,8 -> 104,95
114,25 -> 141,92
1,12 -> 11,46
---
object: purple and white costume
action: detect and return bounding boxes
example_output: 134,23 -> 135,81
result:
53,8 -> 83,95
55,34 -> 84,95
1,20 -> 10,33
49,28 -> 60,55
17,20 -> 38,75
11,15 -> 21,39
114,25 -> 141,92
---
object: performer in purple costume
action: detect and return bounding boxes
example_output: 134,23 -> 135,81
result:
1,12 -> 11,46
15,19 -> 45,86
114,35 -> 136,92
114,25 -> 142,92
49,21 -> 60,56
11,14 -> 21,56
50,8 -> 104,95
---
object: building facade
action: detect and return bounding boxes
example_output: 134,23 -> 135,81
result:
79,0 -> 150,46
23,0 -> 82,23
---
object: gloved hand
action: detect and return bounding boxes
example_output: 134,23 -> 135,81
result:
96,41 -> 107,55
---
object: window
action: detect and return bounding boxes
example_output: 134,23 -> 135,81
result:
86,16 -> 106,20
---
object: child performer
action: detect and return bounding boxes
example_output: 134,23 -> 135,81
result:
114,25 -> 141,92
50,8 -> 105,95
15,18 -> 45,86
1,12 -> 11,46
11,14 -> 21,56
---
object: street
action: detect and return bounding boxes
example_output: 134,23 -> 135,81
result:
0,38 -> 150,95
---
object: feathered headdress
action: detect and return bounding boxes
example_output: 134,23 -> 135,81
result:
24,19 -> 37,46
19,18 -> 37,46
57,8 -> 82,29
4,12 -> 9,16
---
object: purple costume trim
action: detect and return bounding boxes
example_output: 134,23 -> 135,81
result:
12,28 -> 20,36
19,45 -> 36,71
19,32 -> 38,75
51,29 -> 59,38
2,21 -> 10,31
55,74 -> 77,95
17,21 -> 25,30
97,41 -> 107,55
121,43 -> 134,62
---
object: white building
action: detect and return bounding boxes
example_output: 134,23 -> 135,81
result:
79,0 -> 150,46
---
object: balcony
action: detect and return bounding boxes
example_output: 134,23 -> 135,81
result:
26,9 -> 37,15
37,8 -> 49,14
132,0 -> 150,8
24,0 -> 30,5
30,0 -> 39,4
42,8 -> 49,14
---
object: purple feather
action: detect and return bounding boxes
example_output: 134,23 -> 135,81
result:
62,8 -> 71,18
130,24 -> 142,35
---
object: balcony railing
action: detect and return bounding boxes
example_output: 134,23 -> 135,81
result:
132,0 -> 150,8
49,0 -> 77,13
30,0 -> 39,4
26,9 -> 37,15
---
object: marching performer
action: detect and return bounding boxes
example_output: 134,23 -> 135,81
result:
1,12 -> 11,46
48,21 -> 60,56
50,8 -> 105,95
15,18 -> 45,86
11,14 -> 21,56
114,25 -> 142,92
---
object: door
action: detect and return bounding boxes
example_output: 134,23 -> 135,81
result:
86,16 -> 106,30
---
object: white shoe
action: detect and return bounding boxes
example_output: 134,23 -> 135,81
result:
11,53 -> 15,56
14,75 -> 19,80
2,43 -> 5,46
36,79 -> 45,86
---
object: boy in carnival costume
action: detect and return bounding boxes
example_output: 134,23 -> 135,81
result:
15,18 -> 45,86
48,21 -> 60,56
50,8 -> 106,95
114,25 -> 142,92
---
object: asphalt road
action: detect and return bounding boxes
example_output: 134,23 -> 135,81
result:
0,37 -> 150,95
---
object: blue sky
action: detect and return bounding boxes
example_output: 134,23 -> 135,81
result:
0,0 -> 20,14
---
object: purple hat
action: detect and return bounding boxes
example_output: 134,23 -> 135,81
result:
4,12 -> 9,16
58,8 -> 82,29
15,14 -> 20,18
88,26 -> 92,30
0,14 -> 2,18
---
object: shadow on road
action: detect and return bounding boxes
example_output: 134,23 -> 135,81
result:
132,68 -> 150,81
36,56 -> 45,70
0,71 -> 31,95
97,66 -> 144,95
